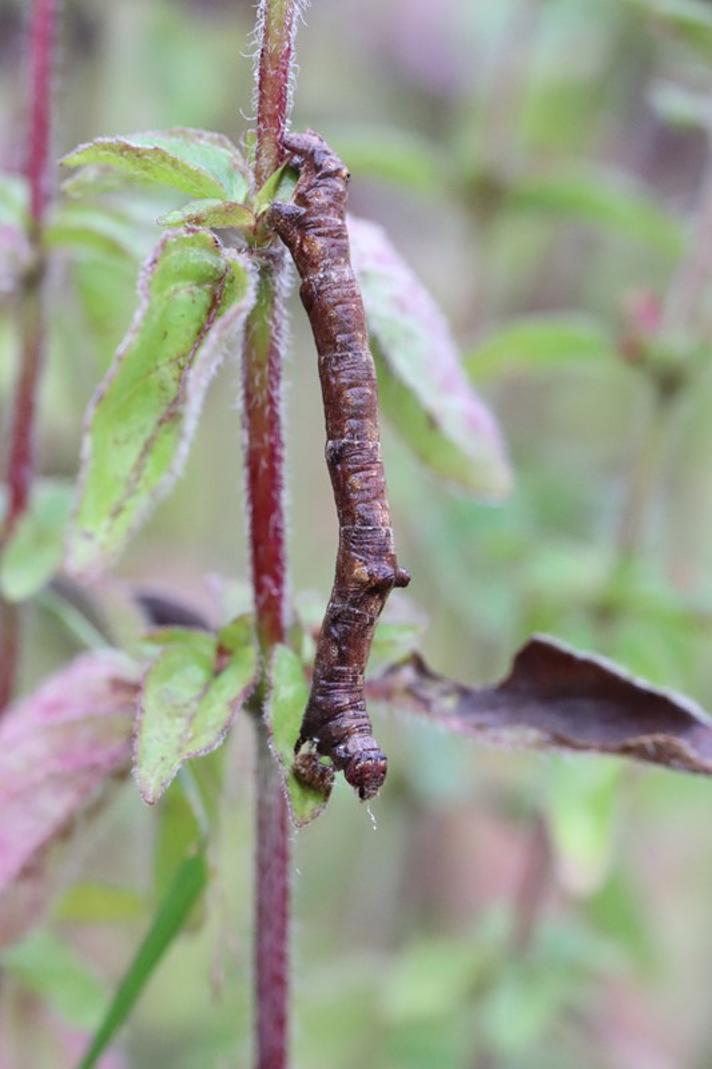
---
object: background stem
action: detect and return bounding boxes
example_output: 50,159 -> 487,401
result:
0,0 -> 56,711
246,2 -> 301,1065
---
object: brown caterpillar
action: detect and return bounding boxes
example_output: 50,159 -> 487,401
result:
270,131 -> 410,801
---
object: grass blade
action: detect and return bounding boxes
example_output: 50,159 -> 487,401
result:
75,850 -> 208,1069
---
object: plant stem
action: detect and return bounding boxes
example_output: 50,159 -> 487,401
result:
254,0 -> 299,187
246,3 -> 301,1065
242,258 -> 291,1069
616,382 -> 667,561
664,144 -> 712,339
0,0 -> 56,711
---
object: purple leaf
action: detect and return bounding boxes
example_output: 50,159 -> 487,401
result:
348,215 -> 512,499
369,635 -> 712,775
0,651 -> 139,923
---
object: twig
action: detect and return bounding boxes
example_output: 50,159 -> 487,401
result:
0,0 -> 57,710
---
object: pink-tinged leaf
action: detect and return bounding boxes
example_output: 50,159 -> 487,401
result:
0,652 -> 139,917
65,230 -> 256,579
348,215 -> 512,499
369,635 -> 712,775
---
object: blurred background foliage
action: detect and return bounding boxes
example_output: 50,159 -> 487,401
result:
2,0 -> 712,1066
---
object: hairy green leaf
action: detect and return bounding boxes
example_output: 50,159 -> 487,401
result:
465,315 -> 614,381
507,170 -> 683,255
267,644 -> 331,827
253,162 -> 299,215
62,128 -> 249,201
349,215 -> 512,499
134,618 -> 256,805
66,229 -> 255,579
76,850 -> 208,1069
0,479 -> 73,601
158,198 -> 254,229
2,930 -> 107,1030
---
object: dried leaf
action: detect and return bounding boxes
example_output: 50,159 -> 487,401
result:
134,618 -> 256,805
62,129 -> 249,201
348,215 -> 512,499
65,229 -> 255,579
0,651 -> 139,941
369,635 -> 712,775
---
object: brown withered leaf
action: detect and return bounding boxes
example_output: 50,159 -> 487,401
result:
368,634 -> 712,775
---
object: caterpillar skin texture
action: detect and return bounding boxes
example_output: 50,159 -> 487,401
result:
271,131 -> 410,801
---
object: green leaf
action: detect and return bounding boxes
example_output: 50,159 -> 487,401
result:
0,172 -> 31,290
253,162 -> 299,215
45,204 -> 140,260
0,479 -> 74,601
65,229 -> 255,578
506,169 -> 683,255
62,128 -> 249,201
154,778 -> 203,901
134,618 -> 256,805
2,930 -> 107,1030
0,172 -> 28,229
627,0 -> 712,54
157,198 -> 254,229
383,937 -> 485,1021
267,644 -> 331,827
349,216 -> 512,500
76,850 -> 208,1069
327,126 -> 442,195
544,758 -> 621,894
55,883 -> 146,924
465,315 -> 614,382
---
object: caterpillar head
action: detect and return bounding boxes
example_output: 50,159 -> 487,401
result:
343,748 -> 388,801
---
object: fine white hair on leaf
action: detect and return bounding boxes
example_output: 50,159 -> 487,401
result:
66,231 -> 257,580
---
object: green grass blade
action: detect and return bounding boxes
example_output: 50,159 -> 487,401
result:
75,850 -> 208,1069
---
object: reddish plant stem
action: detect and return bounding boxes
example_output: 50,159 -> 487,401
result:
1,0 -> 56,711
26,0 -> 56,228
254,0 -> 299,187
242,257 -> 288,654
246,3 -> 301,1065
254,718 -> 290,1069
244,245 -> 291,1069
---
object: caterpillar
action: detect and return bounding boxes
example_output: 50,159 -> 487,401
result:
270,131 -> 410,801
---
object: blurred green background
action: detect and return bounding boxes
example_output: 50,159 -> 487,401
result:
2,0 -> 712,1066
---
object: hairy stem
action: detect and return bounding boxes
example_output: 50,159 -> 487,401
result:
254,0 -> 300,187
0,0 -> 56,711
247,2 -> 302,1065
244,242 -> 291,1069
